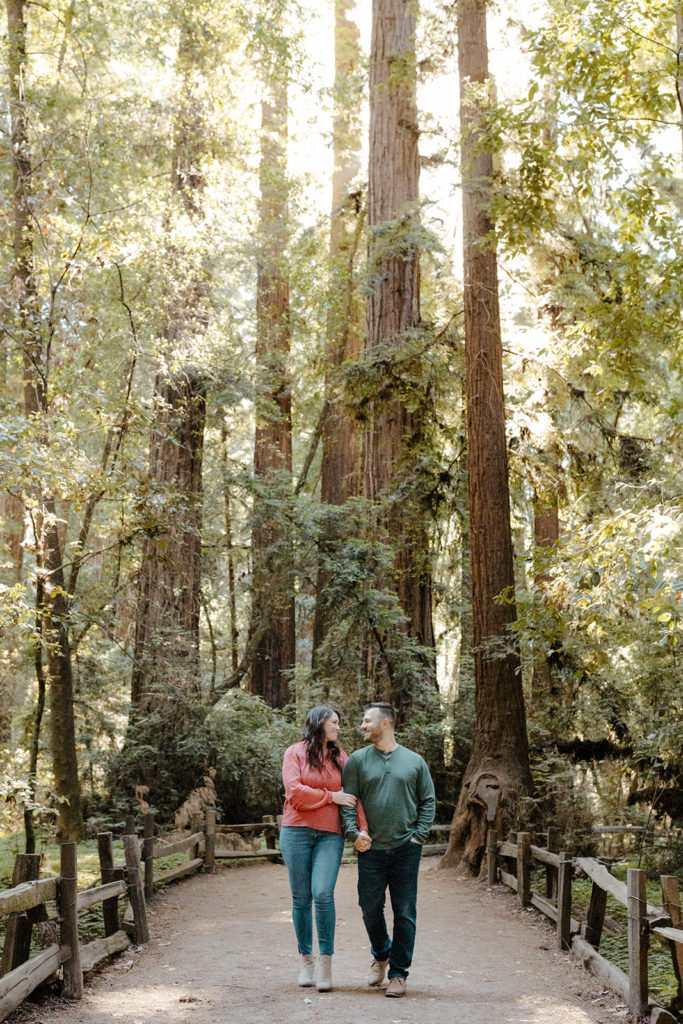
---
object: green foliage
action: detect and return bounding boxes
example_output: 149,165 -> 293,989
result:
206,690 -> 298,821
106,687 -> 212,824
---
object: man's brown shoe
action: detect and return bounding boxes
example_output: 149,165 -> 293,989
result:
385,977 -> 407,997
368,958 -> 389,987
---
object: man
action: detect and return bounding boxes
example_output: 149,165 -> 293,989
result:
340,702 -> 435,998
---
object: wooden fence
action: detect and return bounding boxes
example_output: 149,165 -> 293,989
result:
0,807 -> 224,1022
488,828 -> 683,1024
6,813 -> 681,1023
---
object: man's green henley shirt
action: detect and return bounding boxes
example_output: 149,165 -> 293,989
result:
340,744 -> 436,850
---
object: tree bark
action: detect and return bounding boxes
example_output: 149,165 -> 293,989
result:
131,370 -> 206,709
6,0 -> 83,842
221,422 -> 240,675
531,492 -> 560,699
0,492 -> 24,586
441,0 -> 531,874
312,0 -> 364,665
248,72 -> 296,708
131,12 -> 208,711
126,14 -> 209,810
363,0 -> 435,710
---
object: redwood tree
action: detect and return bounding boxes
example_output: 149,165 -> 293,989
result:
363,0 -> 435,710
531,490 -> 560,700
127,13 -> 209,805
312,0 -> 364,663
248,69 -> 296,708
442,0 -> 531,873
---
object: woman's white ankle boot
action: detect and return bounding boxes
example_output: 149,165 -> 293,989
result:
316,954 -> 332,991
298,953 -> 315,986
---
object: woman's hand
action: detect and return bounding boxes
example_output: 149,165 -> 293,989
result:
331,789 -> 357,807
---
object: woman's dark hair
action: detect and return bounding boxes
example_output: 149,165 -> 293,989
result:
303,705 -> 342,771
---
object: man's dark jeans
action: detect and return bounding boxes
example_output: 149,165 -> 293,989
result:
357,840 -> 422,979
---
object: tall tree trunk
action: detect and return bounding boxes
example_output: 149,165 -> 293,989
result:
221,422 -> 240,675
455,380 -> 473,696
441,0 -> 531,874
131,370 -> 206,709
248,73 -> 295,709
0,489 -> 23,743
363,0 -> 435,712
128,15 -> 209,807
531,493 -> 560,699
132,384 -> 205,696
312,0 -> 363,666
0,492 -> 25,584
6,0 -> 82,842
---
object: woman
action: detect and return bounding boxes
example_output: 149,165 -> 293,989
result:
280,705 -> 366,992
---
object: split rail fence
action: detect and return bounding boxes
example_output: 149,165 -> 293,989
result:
5,813 -> 681,1023
0,805 -> 279,1022
488,827 -> 683,1024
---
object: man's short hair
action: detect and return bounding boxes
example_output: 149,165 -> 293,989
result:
366,702 -> 396,725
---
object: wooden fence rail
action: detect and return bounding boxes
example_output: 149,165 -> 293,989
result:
488,828 -> 681,1023
0,806 -> 223,1022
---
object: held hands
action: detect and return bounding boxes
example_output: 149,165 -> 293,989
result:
331,789 -> 357,807
354,830 -> 372,852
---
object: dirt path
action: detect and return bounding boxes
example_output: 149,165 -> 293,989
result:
15,860 -> 627,1024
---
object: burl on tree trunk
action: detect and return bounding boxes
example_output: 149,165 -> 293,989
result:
441,761 -> 529,875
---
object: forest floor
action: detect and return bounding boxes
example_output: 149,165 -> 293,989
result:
10,859 -> 630,1024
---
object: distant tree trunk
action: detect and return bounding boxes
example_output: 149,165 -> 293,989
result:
531,493 -> 560,699
221,422 -> 240,675
441,0 -> 531,874
364,0 -> 435,711
0,489 -> 22,742
23,576 -> 46,854
126,15 -> 209,812
312,0 -> 363,665
131,370 -> 206,709
6,0 -> 83,842
248,73 -> 295,708
0,492 -> 24,583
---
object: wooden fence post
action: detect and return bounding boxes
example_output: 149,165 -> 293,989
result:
97,832 -> 120,937
143,813 -> 155,900
486,828 -> 498,887
661,875 -> 683,1005
123,834 -> 149,945
584,877 -> 608,949
556,851 -> 572,951
263,814 -> 278,863
191,813 -> 202,861
204,807 -> 216,873
517,832 -> 531,908
58,842 -> 83,1000
546,826 -> 560,899
627,867 -> 648,1018
0,852 -> 43,976
124,814 -> 136,836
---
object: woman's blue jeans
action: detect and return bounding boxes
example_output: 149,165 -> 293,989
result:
279,826 -> 344,956
357,840 -> 422,978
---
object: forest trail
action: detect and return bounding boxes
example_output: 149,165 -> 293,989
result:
18,861 -> 626,1024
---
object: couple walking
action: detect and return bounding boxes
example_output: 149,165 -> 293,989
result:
280,702 -> 436,997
